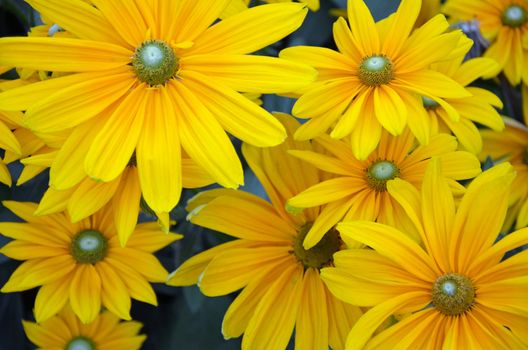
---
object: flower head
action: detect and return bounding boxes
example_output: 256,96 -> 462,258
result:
0,202 -> 180,323
168,114 -> 362,350
281,0 -> 470,159
287,128 -> 481,248
0,0 -> 316,215
23,306 -> 146,350
443,0 -> 528,85
321,160 -> 528,349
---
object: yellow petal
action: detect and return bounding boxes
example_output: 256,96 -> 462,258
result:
190,3 -> 307,55
110,248 -> 168,282
68,176 -> 121,222
169,80 -> 243,188
346,0 -> 379,56
69,264 -> 101,324
96,261 -> 131,320
34,274 -> 70,323
0,37 -> 132,72
85,85 -> 147,182
137,89 -> 181,213
112,167 -> 141,247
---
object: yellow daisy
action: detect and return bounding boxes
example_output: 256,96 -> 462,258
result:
0,201 -> 180,324
0,0 -> 316,216
287,128 -> 481,249
168,114 -> 362,350
480,117 -> 528,229
443,0 -> 528,85
419,51 -> 504,154
23,306 -> 146,350
321,160 -> 528,349
280,0 -> 470,159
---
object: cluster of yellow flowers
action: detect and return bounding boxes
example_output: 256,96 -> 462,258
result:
0,0 -> 526,349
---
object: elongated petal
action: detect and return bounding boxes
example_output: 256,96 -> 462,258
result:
169,80 -> 243,188
96,262 -> 131,320
394,70 -> 471,99
382,0 -> 421,57
85,85 -> 147,182
27,0 -> 125,45
337,221 -> 438,281
182,54 -> 316,93
173,0 -> 231,42
288,177 -> 360,208
0,37 -> 132,71
188,195 -> 294,242
190,3 -> 307,55
112,167 -> 141,247
25,71 -> 135,134
281,43 -> 355,73
199,248 -> 291,296
242,264 -> 303,350
180,70 -> 286,147
294,269 -> 328,350
69,264 -> 101,324
68,176 -> 121,222
347,0 -> 379,55
34,275 -> 71,322
374,85 -> 407,135
111,248 -> 168,282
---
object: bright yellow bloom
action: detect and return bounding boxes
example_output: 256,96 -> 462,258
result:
168,114 -> 362,350
480,117 -> 528,229
0,0 -> 316,216
420,52 -> 504,154
281,0 -> 470,159
443,0 -> 528,85
287,128 -> 481,249
321,161 -> 528,349
23,306 -> 146,350
0,202 -> 180,324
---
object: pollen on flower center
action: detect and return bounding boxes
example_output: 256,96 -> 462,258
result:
365,160 -> 400,192
358,55 -> 394,86
502,5 -> 528,27
66,337 -> 95,350
132,40 -> 178,86
422,96 -> 440,109
71,229 -> 108,264
432,273 -> 475,316
293,223 -> 340,269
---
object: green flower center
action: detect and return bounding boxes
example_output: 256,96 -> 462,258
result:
366,160 -> 400,192
502,5 -> 528,27
71,230 -> 108,264
422,96 -> 440,109
293,223 -> 340,269
132,40 -> 178,86
432,273 -> 475,316
358,55 -> 394,86
66,336 -> 96,350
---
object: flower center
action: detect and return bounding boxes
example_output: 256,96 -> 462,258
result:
293,223 -> 340,269
71,229 -> 108,264
132,40 -> 178,86
432,273 -> 475,316
358,55 -> 394,86
422,96 -> 440,109
66,337 -> 95,350
365,160 -> 400,192
502,5 -> 528,27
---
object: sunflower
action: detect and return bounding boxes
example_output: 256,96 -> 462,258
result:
320,160 -> 528,349
23,306 -> 146,350
0,0 -> 316,216
480,117 -> 528,229
168,114 -> 362,350
287,128 -> 481,249
443,0 -> 528,85
280,0 -> 470,159
0,201 -> 180,324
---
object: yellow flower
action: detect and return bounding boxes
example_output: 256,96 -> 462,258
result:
443,0 -> 528,85
287,128 -> 481,249
480,117 -> 528,229
0,0 -> 316,216
420,52 -> 504,154
0,201 -> 180,324
281,0 -> 470,159
23,306 -> 146,350
321,160 -> 528,349
168,114 -> 362,350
